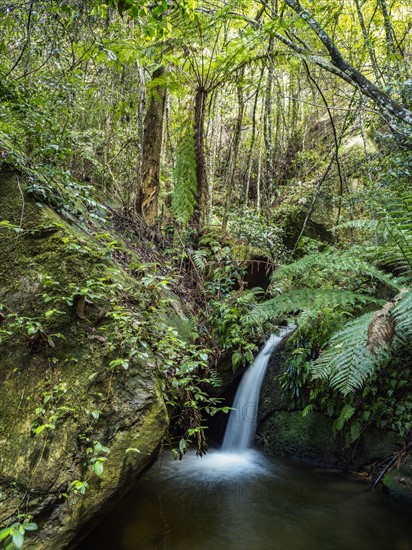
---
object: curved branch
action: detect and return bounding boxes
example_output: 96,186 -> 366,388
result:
279,0 -> 412,126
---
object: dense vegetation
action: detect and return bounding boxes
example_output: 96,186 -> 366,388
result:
1,0 -> 411,546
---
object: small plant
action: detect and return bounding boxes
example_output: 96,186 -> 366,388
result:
0,516 -> 37,550
85,440 -> 110,478
68,480 -> 89,496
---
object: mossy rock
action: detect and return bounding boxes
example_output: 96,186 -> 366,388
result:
383,457 -> 412,503
258,410 -> 344,466
0,170 -> 171,548
257,339 -> 401,470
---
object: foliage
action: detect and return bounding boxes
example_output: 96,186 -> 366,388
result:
229,207 -> 286,263
171,129 -> 197,224
0,517 -> 37,550
155,326 -> 228,457
1,0 -> 412,539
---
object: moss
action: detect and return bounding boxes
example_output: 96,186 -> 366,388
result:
259,410 -> 343,466
383,458 -> 412,503
0,170 -> 173,548
257,336 -> 402,471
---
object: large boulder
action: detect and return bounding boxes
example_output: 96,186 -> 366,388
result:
0,170 -> 170,548
257,340 -> 400,470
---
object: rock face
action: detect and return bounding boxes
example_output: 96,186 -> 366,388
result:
257,340 -> 400,470
383,457 -> 412,503
0,170 -> 169,548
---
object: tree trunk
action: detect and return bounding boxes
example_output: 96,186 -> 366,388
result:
136,66 -> 167,225
193,86 -> 209,228
244,66 -> 264,205
264,46 -> 276,199
353,0 -> 382,85
222,69 -> 245,231
377,0 -> 403,83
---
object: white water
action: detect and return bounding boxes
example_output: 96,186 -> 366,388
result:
221,326 -> 294,451
79,323 -> 412,550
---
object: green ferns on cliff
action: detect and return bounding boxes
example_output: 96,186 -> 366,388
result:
246,243 -> 411,396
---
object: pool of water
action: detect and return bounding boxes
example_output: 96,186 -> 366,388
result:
78,449 -> 412,550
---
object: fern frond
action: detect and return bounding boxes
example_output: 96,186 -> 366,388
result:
237,287 -> 264,305
311,312 -> 385,395
392,288 -> 412,340
335,219 -> 380,233
244,288 -> 382,326
269,249 -> 400,291
191,249 -> 208,271
311,288 -> 412,396
381,222 -> 412,277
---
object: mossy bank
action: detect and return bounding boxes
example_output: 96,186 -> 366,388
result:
257,338 -> 412,498
0,169 -> 199,548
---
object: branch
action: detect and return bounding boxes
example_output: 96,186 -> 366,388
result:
280,0 -> 412,127
5,0 -> 34,77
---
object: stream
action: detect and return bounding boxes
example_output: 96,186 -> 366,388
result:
78,330 -> 412,549
78,448 -> 412,550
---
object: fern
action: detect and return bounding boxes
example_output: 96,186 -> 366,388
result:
172,129 -> 197,224
237,287 -> 264,305
337,191 -> 412,278
392,289 -> 412,340
191,249 -> 208,271
311,312 -> 385,395
334,403 -> 356,431
308,288 -> 412,396
244,288 -> 382,326
269,248 -> 401,292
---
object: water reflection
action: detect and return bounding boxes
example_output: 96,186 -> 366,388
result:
78,449 -> 412,550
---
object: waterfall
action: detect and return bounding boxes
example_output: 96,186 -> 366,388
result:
221,326 -> 294,451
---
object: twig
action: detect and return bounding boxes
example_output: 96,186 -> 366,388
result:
371,456 -> 397,491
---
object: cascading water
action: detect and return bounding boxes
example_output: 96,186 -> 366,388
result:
79,322 -> 412,550
222,326 -> 294,451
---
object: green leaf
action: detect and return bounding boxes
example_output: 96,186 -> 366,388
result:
12,529 -> 24,549
23,523 -> 38,532
93,461 -> 104,477
0,528 -> 12,542
231,351 -> 243,369
334,404 -> 356,431
33,425 -> 46,436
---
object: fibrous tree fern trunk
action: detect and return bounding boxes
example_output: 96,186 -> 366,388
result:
192,86 -> 209,229
222,68 -> 245,232
136,66 -> 167,225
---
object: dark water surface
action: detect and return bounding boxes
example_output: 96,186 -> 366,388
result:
78,449 -> 412,550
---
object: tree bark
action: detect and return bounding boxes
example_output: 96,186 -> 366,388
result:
264,42 -> 276,198
193,86 -> 209,228
276,0 -> 412,126
136,66 -> 167,225
222,69 -> 245,231
353,0 -> 382,85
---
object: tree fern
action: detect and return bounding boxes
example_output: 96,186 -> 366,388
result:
172,129 -> 197,224
311,312 -> 385,395
337,191 -> 412,278
311,288 -> 412,395
391,289 -> 412,340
